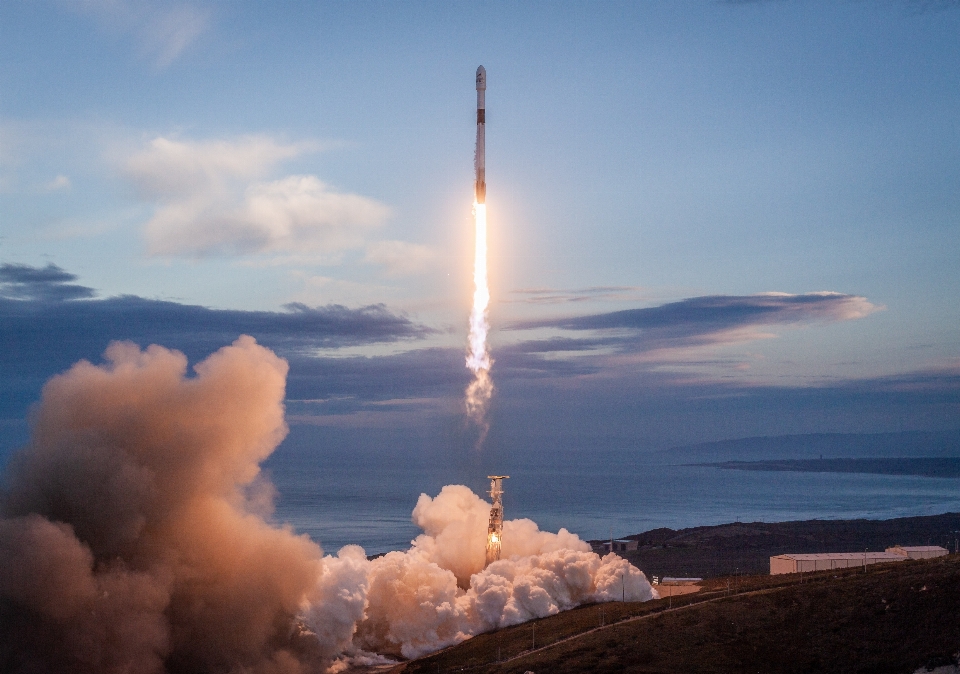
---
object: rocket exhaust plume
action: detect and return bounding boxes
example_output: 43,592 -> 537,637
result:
0,338 -> 657,671
466,65 -> 493,438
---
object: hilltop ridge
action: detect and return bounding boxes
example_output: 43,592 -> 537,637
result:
395,555 -> 960,674
596,511 -> 960,579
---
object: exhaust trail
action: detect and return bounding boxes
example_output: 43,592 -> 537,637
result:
465,66 -> 493,438
465,203 -> 492,434
0,339 -> 658,671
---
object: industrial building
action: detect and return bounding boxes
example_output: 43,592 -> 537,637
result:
659,577 -> 702,586
770,551 -> 905,575
595,539 -> 638,554
886,545 -> 949,559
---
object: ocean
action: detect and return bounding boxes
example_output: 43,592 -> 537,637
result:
4,420 -> 958,556
265,428 -> 960,555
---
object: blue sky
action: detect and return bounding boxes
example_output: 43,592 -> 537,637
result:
2,0 -> 958,456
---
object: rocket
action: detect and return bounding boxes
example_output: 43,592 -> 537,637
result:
475,65 -> 486,204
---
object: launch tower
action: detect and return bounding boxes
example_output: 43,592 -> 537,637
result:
484,475 -> 509,567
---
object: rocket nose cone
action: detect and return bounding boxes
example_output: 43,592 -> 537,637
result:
476,65 -> 486,90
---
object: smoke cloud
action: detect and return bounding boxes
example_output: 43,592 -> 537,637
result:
349,485 -> 656,660
0,338 -> 655,672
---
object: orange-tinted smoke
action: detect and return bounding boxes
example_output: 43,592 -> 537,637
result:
0,337 -> 336,673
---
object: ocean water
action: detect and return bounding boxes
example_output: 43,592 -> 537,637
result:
265,435 -> 960,556
5,419 -> 958,557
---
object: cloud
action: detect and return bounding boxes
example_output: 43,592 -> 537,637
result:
364,241 -> 438,277
518,292 -> 880,331
507,292 -> 882,355
0,339 -> 655,670
125,136 -> 390,257
0,264 -> 433,419
125,136 -> 303,198
507,286 -> 647,305
1,267 -> 926,453
44,175 -> 71,192
0,263 -> 95,302
0,294 -> 430,367
68,0 -> 210,69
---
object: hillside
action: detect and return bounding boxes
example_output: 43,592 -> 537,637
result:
608,511 -> 960,579
395,555 -> 960,674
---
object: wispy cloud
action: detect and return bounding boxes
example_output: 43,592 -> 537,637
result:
0,263 -> 435,419
364,241 -> 438,277
125,136 -> 304,198
506,292 -> 882,358
507,286 -> 647,304
43,175 -> 71,192
68,0 -> 210,69
1,265 -> 953,447
515,292 -> 879,331
0,263 -> 95,302
125,136 -> 392,258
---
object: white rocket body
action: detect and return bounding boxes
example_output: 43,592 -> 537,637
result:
475,65 -> 486,204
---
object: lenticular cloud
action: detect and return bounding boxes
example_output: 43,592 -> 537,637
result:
0,338 -> 656,673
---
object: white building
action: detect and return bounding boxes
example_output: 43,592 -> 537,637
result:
770,552 -> 905,575
600,539 -> 638,553
660,577 -> 702,585
886,545 -> 949,559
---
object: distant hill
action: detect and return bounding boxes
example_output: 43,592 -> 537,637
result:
697,457 -> 960,478
657,429 -> 960,464
607,511 -> 960,579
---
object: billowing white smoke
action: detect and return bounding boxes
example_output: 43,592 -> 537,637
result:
0,338 -> 656,673
338,485 -> 657,661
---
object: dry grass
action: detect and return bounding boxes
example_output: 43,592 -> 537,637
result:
617,512 -> 960,578
395,555 -> 960,674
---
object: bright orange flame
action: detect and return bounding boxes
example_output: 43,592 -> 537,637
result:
465,202 -> 493,436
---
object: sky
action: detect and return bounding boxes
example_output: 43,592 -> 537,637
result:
2,0 -> 959,460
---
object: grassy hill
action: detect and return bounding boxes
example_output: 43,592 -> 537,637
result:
611,512 -> 960,579
394,555 -> 960,674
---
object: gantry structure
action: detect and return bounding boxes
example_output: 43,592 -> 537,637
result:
484,475 -> 509,567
